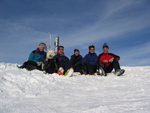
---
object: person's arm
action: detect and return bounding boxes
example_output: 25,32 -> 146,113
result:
70,55 -> 74,67
75,55 -> 83,66
94,54 -> 98,65
109,53 -> 120,61
43,52 -> 47,62
82,54 -> 87,65
65,56 -> 72,68
99,53 -> 109,63
28,51 -> 35,62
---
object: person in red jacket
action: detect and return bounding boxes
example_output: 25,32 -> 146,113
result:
97,43 -> 125,76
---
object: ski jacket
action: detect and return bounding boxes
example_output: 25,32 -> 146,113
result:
53,54 -> 71,72
82,53 -> 98,66
28,48 -> 46,63
98,53 -> 120,68
70,54 -> 83,68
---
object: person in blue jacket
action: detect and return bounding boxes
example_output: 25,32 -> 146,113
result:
53,46 -> 71,75
82,45 -> 98,75
19,43 -> 47,70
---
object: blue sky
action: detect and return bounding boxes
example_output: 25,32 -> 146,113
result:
0,0 -> 150,66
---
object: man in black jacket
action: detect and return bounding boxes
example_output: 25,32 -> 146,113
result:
70,49 -> 83,73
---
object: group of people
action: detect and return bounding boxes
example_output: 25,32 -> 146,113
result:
19,42 -> 125,76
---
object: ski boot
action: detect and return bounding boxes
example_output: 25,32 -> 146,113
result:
115,69 -> 125,76
58,67 -> 64,75
64,68 -> 74,76
98,68 -> 107,76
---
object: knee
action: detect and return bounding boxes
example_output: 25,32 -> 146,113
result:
112,60 -> 119,64
113,60 -> 119,63
84,62 -> 89,65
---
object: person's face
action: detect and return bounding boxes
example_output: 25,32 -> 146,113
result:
89,47 -> 95,54
39,44 -> 45,52
75,51 -> 79,56
58,48 -> 64,55
103,47 -> 109,54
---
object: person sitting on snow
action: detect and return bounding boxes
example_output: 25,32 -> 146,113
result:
97,43 -> 125,76
19,43 -> 47,70
81,45 -> 98,76
53,46 -> 73,75
70,49 -> 83,73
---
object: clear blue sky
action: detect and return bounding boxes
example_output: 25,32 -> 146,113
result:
0,0 -> 150,66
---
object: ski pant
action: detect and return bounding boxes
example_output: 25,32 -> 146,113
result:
57,60 -> 71,73
73,65 -> 83,73
81,62 -> 96,74
98,60 -> 121,73
20,60 -> 42,71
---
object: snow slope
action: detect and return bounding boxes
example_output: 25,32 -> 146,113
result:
0,63 -> 150,113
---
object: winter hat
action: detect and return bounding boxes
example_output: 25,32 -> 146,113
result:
103,43 -> 109,49
39,42 -> 47,51
58,46 -> 64,51
89,45 -> 95,50
74,49 -> 79,53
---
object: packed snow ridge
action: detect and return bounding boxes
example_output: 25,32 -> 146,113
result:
0,63 -> 150,113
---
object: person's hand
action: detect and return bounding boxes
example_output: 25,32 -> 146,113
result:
46,58 -> 49,61
40,62 -> 43,64
103,60 -> 108,63
109,57 -> 114,62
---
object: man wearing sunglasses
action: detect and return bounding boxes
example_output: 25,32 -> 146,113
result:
19,43 -> 47,70
53,46 -> 73,76
81,45 -> 98,76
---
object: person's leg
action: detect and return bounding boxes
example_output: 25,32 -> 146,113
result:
105,60 -> 121,73
113,60 -> 121,72
74,66 -> 80,72
97,61 -> 106,70
97,61 -> 107,76
88,64 -> 96,75
64,63 -> 71,73
81,62 -> 89,74
105,65 -> 114,73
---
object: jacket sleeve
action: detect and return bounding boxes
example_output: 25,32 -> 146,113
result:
94,54 -> 98,65
109,53 -> 120,60
75,55 -> 83,66
28,52 -> 35,62
70,55 -> 74,66
82,54 -> 87,65
98,53 -> 103,62
65,56 -> 71,68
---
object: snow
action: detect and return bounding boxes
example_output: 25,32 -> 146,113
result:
0,63 -> 150,113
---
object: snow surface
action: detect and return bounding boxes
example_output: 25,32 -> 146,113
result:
0,63 -> 150,113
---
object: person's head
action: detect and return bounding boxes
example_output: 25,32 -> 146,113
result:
89,45 -> 95,54
74,49 -> 79,56
58,46 -> 64,55
39,43 -> 46,52
103,43 -> 109,54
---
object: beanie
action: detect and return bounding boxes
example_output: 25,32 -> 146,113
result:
103,43 -> 109,49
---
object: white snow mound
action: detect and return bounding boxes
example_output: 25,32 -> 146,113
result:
0,63 -> 150,113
